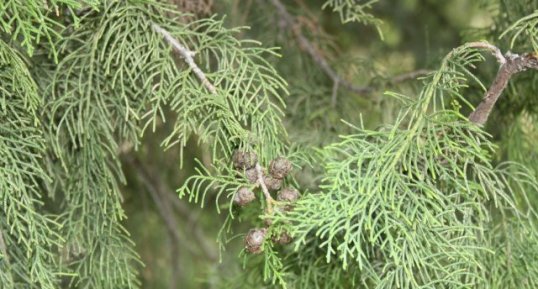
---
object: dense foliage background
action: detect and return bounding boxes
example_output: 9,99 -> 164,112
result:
2,1 -> 538,289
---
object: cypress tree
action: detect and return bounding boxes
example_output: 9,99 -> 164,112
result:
1,1 -> 538,289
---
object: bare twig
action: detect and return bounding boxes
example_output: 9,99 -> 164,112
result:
152,23 -> 217,94
255,163 -> 275,212
468,44 -> 538,125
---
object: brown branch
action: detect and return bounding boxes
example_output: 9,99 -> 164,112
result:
468,46 -> 538,125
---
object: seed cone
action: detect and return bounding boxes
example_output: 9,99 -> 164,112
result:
277,187 -> 300,202
269,157 -> 292,179
245,228 -> 267,254
233,187 -> 255,206
245,168 -> 258,184
263,175 -> 282,191
232,150 -> 257,170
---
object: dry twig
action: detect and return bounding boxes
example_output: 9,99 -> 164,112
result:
152,23 -> 217,94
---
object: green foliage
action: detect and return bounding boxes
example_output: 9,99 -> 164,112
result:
2,0 -> 291,287
2,1 -> 538,289
0,39 -> 61,289
175,2 -> 538,289
0,40 -> 40,119
478,220 -> 538,289
0,0 -> 102,57
269,43 -> 537,288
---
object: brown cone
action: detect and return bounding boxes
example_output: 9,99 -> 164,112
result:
245,168 -> 258,184
232,150 -> 257,170
233,187 -> 255,206
277,187 -> 300,202
245,228 -> 267,254
263,175 -> 282,191
269,157 -> 292,179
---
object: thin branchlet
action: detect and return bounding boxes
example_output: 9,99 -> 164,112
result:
255,163 -> 275,212
152,23 -> 217,94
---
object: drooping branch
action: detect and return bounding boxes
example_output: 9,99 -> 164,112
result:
467,42 -> 538,125
153,23 -> 279,214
